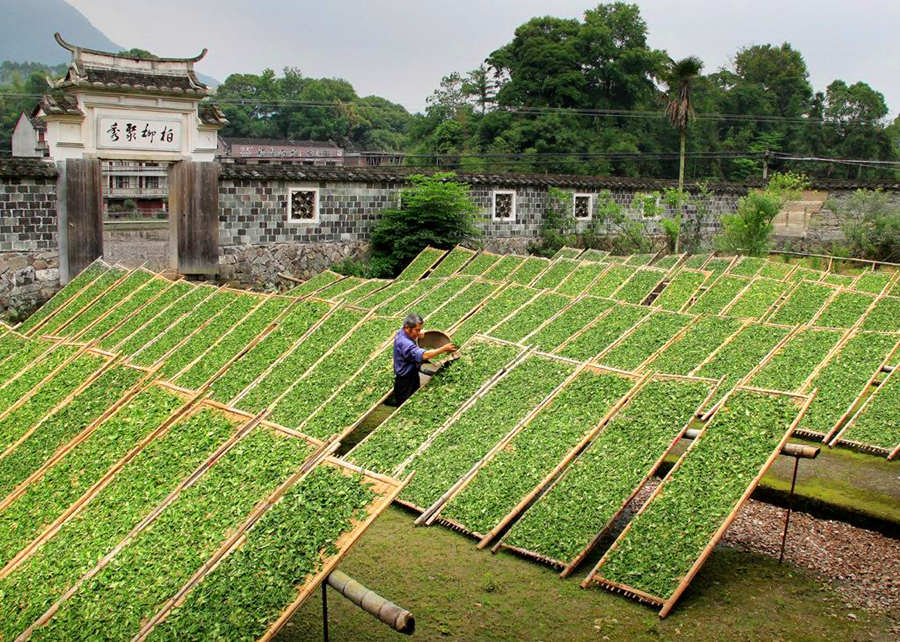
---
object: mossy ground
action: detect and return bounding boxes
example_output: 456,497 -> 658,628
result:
279,506 -> 894,641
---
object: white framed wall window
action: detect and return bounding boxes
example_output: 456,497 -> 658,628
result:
573,193 -> 592,220
287,185 -> 320,224
492,189 -> 516,221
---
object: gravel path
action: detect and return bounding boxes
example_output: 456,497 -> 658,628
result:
724,499 -> 900,620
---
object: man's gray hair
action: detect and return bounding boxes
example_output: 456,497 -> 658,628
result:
403,313 -> 423,329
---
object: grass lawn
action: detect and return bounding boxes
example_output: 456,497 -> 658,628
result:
278,506 -> 893,641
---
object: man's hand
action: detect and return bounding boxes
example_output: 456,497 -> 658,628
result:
442,343 -> 458,354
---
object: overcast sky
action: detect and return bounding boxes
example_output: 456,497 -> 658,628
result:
66,0 -> 899,118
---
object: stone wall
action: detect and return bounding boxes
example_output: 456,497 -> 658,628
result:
0,167 -> 61,316
219,241 -> 369,290
0,250 -> 60,317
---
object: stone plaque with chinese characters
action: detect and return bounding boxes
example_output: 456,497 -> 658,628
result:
98,117 -> 182,151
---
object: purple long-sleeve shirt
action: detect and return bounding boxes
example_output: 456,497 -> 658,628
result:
393,329 -> 425,377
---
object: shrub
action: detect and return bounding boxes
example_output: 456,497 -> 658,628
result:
716,172 -> 808,256
829,189 -> 900,262
369,173 -> 480,277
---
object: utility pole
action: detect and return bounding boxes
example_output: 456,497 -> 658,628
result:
762,150 -> 770,180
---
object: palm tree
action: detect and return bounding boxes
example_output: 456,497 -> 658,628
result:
664,56 -> 703,252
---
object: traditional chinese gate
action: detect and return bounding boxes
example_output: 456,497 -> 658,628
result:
37,33 -> 226,282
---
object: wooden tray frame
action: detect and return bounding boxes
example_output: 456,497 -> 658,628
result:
492,373 -> 720,573
512,255 -> 552,287
608,266 -> 666,303
138,288 -> 263,374
43,265 -> 140,338
579,249 -> 610,263
550,304 -> 620,357
162,292 -> 279,384
428,278 -> 504,333
829,366 -> 898,457
484,289 -> 573,343
0,384 -> 204,579
343,334 -> 525,471
392,340 -> 533,477
583,386 -> 816,618
246,309 -> 378,417
482,254 -> 528,282
22,259 -> 114,338
66,270 -> 169,342
396,246 -> 447,281
531,257 -> 580,291
172,294 -> 297,390
553,260 -> 608,297
131,438 -> 340,641
635,313 -> 703,372
817,338 -> 899,443
0,362 -> 161,513
99,280 -> 203,354
807,287 -> 877,330
417,358 -> 590,527
285,270 -> 347,299
81,276 -> 185,349
686,272 -> 752,315
35,262 -> 134,340
469,367 -> 647,549
458,249 -> 504,278
226,301 -> 344,407
429,244 -> 477,277
374,276 -> 448,317
291,328 -> 399,442
19,408 -> 317,640
0,342 -> 108,430
721,276 -> 790,321
124,284 -> 221,363
651,268 -> 711,313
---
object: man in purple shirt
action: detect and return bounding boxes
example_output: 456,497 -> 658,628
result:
393,313 -> 457,405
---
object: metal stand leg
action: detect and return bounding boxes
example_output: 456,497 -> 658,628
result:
322,583 -> 329,642
779,456 -> 800,564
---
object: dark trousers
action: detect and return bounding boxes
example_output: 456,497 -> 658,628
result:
393,370 -> 420,406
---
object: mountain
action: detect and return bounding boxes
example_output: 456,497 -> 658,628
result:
0,0 -> 121,65
0,0 -> 218,87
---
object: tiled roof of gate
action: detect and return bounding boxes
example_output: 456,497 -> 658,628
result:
199,103 -> 228,127
40,93 -> 83,117
57,66 -> 208,96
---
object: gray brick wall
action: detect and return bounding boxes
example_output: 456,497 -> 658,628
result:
219,179 -> 401,246
0,177 -> 57,251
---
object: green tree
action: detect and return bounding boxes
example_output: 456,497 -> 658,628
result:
664,56 -> 703,251
213,68 -> 411,149
823,80 -> 891,178
368,173 -> 481,277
